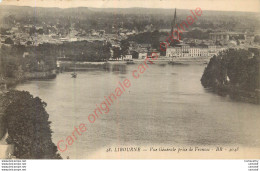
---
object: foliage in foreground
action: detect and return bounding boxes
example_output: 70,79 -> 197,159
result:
2,90 -> 61,159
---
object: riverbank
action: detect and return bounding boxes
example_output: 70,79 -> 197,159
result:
57,56 -> 210,71
0,70 -> 57,90
24,70 -> 56,80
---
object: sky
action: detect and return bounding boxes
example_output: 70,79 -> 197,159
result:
0,0 -> 260,12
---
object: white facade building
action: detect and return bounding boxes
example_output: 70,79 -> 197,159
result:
189,47 -> 201,57
124,54 -> 132,60
200,48 -> 209,57
166,44 -> 219,58
166,47 -> 181,57
138,52 -> 147,59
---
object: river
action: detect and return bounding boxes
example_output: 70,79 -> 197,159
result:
15,64 -> 260,159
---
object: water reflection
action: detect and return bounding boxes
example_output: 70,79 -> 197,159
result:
103,63 -> 127,74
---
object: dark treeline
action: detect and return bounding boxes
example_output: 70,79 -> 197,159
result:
182,29 -> 213,40
0,41 -> 111,78
37,41 -> 112,62
201,49 -> 260,92
127,30 -> 162,49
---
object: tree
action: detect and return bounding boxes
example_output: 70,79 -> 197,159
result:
3,60 -> 18,78
254,35 -> 260,43
183,29 -> 210,40
112,47 -> 121,60
201,49 -> 259,91
200,55 -> 223,88
120,40 -> 130,57
101,42 -> 112,61
3,91 -> 62,159
26,41 -> 33,46
131,51 -> 139,59
237,39 -> 240,46
4,37 -> 14,45
151,30 -> 160,49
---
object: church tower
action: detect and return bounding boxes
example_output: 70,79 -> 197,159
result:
171,8 -> 177,34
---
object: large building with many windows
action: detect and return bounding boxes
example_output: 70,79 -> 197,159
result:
166,44 -> 220,57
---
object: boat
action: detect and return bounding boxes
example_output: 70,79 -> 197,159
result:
168,61 -> 186,65
159,63 -> 167,67
168,54 -> 188,65
71,72 -> 77,78
126,61 -> 135,64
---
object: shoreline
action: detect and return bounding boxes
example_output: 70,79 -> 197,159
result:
57,57 -> 211,71
0,70 -> 57,90
59,56 -> 211,64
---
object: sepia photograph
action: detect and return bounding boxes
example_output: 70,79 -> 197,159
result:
0,0 -> 259,160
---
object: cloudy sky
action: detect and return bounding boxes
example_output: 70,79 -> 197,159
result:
1,0 -> 259,12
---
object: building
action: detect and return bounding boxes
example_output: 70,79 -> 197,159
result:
166,44 -> 190,57
124,54 -> 132,60
147,51 -> 160,59
166,44 -> 220,57
207,45 -> 217,56
139,44 -> 152,49
138,52 -> 148,59
166,47 -> 181,57
159,29 -> 171,33
200,48 -> 209,57
209,33 -> 229,41
209,32 -> 246,41
189,47 -> 201,57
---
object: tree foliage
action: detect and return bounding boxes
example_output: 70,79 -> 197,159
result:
182,29 -> 212,40
4,38 -> 14,45
254,35 -> 260,43
201,49 -> 260,91
112,46 -> 121,59
2,90 -> 61,159
120,40 -> 130,57
0,41 -> 113,79
127,31 -> 161,49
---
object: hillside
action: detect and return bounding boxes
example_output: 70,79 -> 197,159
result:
0,5 -> 259,33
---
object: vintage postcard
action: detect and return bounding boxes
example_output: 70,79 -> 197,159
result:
0,0 -> 260,159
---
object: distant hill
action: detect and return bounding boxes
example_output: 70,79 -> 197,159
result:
1,5 -> 259,17
0,5 -> 259,33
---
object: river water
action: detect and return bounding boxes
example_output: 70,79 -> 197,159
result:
16,64 -> 260,158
